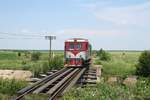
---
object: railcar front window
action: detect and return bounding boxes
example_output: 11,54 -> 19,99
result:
77,43 -> 81,50
70,43 -> 74,49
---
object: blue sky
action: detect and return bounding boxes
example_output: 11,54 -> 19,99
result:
0,0 -> 149,50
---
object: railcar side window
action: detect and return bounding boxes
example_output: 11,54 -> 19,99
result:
70,42 -> 74,49
77,43 -> 81,50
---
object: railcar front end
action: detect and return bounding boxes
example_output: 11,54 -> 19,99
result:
64,38 -> 91,67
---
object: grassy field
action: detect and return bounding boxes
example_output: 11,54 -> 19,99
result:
0,51 -> 63,70
62,51 -> 150,100
61,78 -> 150,100
0,50 -> 149,100
0,51 -> 64,76
0,79 -> 28,100
94,51 -> 141,77
0,50 -> 64,99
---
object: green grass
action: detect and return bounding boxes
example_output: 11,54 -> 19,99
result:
99,52 -> 141,76
0,52 -> 18,60
62,78 -> 150,100
0,93 -> 11,100
110,52 -> 140,63
0,51 -> 64,70
0,50 -> 149,99
0,78 -> 28,100
102,60 -> 136,76
0,79 -> 27,95
0,51 -> 64,99
62,51 -> 150,99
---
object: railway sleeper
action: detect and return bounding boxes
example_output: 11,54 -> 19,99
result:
84,73 -> 96,76
46,72 -> 54,75
32,68 -> 73,94
48,69 -> 81,100
86,70 -> 96,73
83,75 -> 97,79
15,68 -> 68,100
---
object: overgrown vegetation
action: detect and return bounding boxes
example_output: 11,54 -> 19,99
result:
0,50 -> 64,99
136,50 -> 150,77
49,55 -> 64,70
95,51 -> 140,76
30,55 -> 63,77
0,50 -> 149,99
102,61 -> 136,76
97,48 -> 111,61
62,51 -> 150,99
0,51 -> 63,72
0,79 -> 27,95
62,78 -> 150,100
31,52 -> 41,61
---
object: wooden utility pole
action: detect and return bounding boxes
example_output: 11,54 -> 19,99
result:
45,36 -> 56,65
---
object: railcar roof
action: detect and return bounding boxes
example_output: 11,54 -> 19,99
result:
65,38 -> 88,42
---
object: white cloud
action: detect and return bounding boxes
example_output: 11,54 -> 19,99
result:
85,1 -> 150,27
55,28 -> 127,37
20,29 -> 30,33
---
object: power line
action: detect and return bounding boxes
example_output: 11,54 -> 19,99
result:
0,32 -> 44,37
0,37 -> 45,39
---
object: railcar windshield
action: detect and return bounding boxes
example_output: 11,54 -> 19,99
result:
69,42 -> 74,49
77,43 -> 81,50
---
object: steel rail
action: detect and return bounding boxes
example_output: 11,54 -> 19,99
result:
48,68 -> 86,100
14,67 -> 68,100
62,68 -> 86,94
47,69 -> 78,94
14,67 -> 87,100
33,68 -> 74,94
47,68 -> 80,100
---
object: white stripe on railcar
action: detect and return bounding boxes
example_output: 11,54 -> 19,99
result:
77,40 -> 86,42
65,51 -> 87,60
66,40 -> 74,42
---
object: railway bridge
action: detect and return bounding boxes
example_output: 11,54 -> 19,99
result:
14,65 -> 101,100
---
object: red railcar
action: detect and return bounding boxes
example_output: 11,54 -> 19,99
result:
64,38 -> 91,67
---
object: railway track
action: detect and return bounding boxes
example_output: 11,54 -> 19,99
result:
14,67 -> 86,100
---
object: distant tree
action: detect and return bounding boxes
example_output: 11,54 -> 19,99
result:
122,52 -> 126,56
21,60 -> 26,65
136,51 -> 150,77
97,48 -> 111,61
31,52 -> 41,61
24,51 -> 30,58
18,52 -> 21,57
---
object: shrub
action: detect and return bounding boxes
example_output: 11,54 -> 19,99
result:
49,56 -> 63,70
17,52 -> 21,57
22,64 -> 31,70
136,51 -> 150,77
24,51 -> 31,58
30,63 -> 42,77
94,58 -> 102,65
0,79 -> 27,95
28,55 -> 63,77
0,93 -> 10,100
30,56 -> 63,77
61,78 -> 150,100
31,52 -> 41,61
97,48 -> 111,61
42,62 -> 49,73
21,60 -> 26,65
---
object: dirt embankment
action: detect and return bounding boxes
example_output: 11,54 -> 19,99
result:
0,70 -> 32,80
